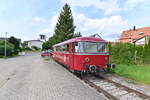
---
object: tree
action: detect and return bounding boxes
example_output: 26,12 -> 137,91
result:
73,32 -> 82,38
42,41 -> 53,50
8,36 -> 20,54
22,41 -> 28,48
0,40 -> 14,56
43,3 -> 82,50
53,3 -> 76,44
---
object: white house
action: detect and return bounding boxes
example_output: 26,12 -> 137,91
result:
134,36 -> 149,45
27,40 -> 43,49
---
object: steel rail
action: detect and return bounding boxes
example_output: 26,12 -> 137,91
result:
81,75 -> 150,100
83,78 -> 119,100
102,76 -> 150,99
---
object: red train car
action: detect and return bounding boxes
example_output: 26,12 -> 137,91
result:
52,37 -> 115,74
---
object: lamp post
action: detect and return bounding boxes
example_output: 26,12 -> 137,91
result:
5,32 -> 8,57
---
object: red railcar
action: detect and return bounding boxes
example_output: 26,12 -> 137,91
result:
52,37 -> 115,74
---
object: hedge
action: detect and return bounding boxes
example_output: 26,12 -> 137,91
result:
109,39 -> 150,65
0,40 -> 14,57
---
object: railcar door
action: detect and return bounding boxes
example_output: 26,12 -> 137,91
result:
68,42 -> 74,71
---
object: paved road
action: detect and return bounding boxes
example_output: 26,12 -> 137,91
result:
0,53 -> 106,100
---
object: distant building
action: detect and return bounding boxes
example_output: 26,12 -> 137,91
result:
120,26 -> 150,45
26,40 -> 43,49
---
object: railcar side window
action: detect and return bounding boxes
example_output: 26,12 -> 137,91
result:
55,44 -> 70,52
66,44 -> 69,52
75,42 -> 108,53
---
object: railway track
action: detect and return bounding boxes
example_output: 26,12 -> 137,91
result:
81,75 -> 150,100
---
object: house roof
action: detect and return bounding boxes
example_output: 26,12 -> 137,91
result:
120,27 -> 150,41
25,40 -> 43,42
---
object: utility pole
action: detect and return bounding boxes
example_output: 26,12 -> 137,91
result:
5,32 -> 8,57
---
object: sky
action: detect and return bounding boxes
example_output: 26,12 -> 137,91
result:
0,0 -> 150,41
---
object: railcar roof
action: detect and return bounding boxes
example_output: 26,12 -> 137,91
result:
53,37 -> 106,47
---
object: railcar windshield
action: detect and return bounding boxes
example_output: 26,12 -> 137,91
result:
75,42 -> 108,53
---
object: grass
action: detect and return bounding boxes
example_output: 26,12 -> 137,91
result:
114,64 -> 150,85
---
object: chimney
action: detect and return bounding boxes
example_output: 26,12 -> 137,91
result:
133,26 -> 136,31
39,34 -> 46,41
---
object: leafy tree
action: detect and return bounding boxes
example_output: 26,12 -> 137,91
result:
22,41 -> 28,48
53,3 -> 76,43
108,42 -> 112,55
31,46 -> 40,51
73,32 -> 82,38
110,43 -> 136,64
0,40 -> 14,56
43,3 -> 82,50
8,36 -> 21,54
42,40 -> 53,50
142,38 -> 150,63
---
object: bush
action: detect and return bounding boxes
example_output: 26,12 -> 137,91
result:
22,47 -> 32,51
110,40 -> 150,65
31,46 -> 40,51
0,46 -> 13,56
8,37 -> 21,55
0,40 -> 14,56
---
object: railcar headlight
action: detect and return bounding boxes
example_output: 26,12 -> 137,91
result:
85,57 -> 90,62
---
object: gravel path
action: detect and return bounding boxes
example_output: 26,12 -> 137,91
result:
0,53 -> 106,100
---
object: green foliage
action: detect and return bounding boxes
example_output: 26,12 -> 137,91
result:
108,43 -> 112,55
21,41 -> 28,48
21,47 -> 32,51
0,40 -> 14,56
42,3 -> 82,50
42,41 -> 52,50
54,3 -> 76,43
110,39 -> 150,65
8,36 -> 21,54
73,32 -> 82,38
31,46 -> 40,51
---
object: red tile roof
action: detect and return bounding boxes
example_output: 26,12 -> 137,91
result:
120,27 -> 150,43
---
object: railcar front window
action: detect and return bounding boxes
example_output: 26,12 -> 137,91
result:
75,42 -> 108,53
98,42 -> 108,53
84,42 -> 97,52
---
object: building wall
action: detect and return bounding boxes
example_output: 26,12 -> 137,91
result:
135,37 -> 146,45
28,41 -> 43,49
120,39 -> 131,43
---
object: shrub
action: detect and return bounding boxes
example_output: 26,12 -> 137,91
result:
110,41 -> 150,65
31,46 -> 40,51
0,40 -> 14,56
22,47 -> 32,51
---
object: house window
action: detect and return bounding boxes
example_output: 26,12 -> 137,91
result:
139,32 -> 144,35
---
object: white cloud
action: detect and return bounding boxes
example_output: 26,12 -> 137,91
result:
62,0 -> 150,15
61,0 -> 122,15
38,11 -> 127,41
38,14 -> 58,37
74,13 -> 128,41
38,1 -> 128,41
124,0 -> 147,10
33,17 -> 46,23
